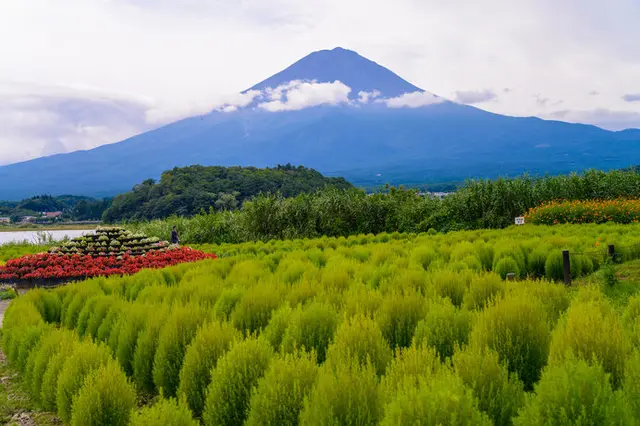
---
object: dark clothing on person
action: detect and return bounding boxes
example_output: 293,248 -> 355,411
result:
171,230 -> 179,244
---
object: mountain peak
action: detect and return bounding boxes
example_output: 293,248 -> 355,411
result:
247,47 -> 423,98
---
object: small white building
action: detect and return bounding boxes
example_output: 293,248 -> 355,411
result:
0,217 -> 10,224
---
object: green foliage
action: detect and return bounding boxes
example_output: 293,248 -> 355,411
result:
549,297 -> 629,388
379,344 -> 441,404
281,302 -> 339,363
230,282 -> 283,333
429,269 -> 471,307
470,292 -> 551,390
246,351 -> 318,426
326,314 -> 392,376
70,361 -> 136,426
178,320 -> 240,417
203,337 -> 273,426
545,251 -> 565,281
514,357 -> 632,425
55,340 -> 112,423
133,305 -> 171,394
494,257 -> 520,280
413,299 -> 472,361
129,398 -> 199,426
153,304 -> 207,398
452,347 -> 525,425
300,359 -> 382,426
375,290 -> 426,350
380,369 -> 492,425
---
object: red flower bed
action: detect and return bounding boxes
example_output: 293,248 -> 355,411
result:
0,247 -> 216,282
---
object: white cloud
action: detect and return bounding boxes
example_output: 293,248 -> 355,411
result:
382,91 -> 443,108
454,89 -> 497,104
545,109 -> 640,131
358,90 -> 381,103
258,80 -> 351,111
623,94 -> 640,103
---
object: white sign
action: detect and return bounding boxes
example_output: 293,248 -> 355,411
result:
515,216 -> 525,225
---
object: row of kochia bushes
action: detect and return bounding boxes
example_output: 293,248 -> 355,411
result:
3,227 -> 640,425
124,169 -> 640,245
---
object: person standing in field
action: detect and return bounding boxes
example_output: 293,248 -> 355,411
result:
171,226 -> 180,245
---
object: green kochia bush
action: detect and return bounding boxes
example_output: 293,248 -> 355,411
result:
624,350 -> 640,419
375,290 -> 426,350
262,304 -> 294,350
413,299 -> 473,361
470,293 -> 551,390
514,358 -> 632,425
545,251 -> 565,281
325,313 -> 392,376
40,336 -> 76,411
463,273 -> 505,310
133,305 -> 171,394
70,360 -> 136,426
380,369 -> 492,425
379,344 -> 441,404
129,398 -> 199,426
549,298 -> 629,388
452,347 -> 525,426
494,257 -> 520,280
55,340 -> 112,423
178,320 -> 240,417
281,302 -> 339,363
203,337 -> 273,426
300,359 -> 382,426
245,351 -> 318,426
153,304 -> 208,398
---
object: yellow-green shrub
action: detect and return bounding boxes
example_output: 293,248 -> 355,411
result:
452,347 -> 525,425
464,273 -> 505,310
545,251 -> 565,281
203,337 -> 273,426
413,299 -> 472,360
128,398 -> 199,426
299,359 -> 382,426
379,344 -> 441,404
326,314 -> 392,376
380,369 -> 492,426
69,360 -> 136,426
470,293 -> 550,390
429,269 -> 471,307
624,350 -> 640,419
549,298 -> 629,388
178,320 -> 240,417
55,340 -> 112,423
514,357 -> 632,425
494,257 -> 520,280
245,351 -> 318,426
281,302 -> 339,363
153,304 -> 208,398
375,290 -> 426,350
231,282 -> 283,333
262,304 -> 294,350
133,305 -> 171,394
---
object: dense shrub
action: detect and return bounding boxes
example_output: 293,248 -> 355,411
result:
133,305 -> 171,394
375,290 -> 426,350
413,299 -> 472,360
245,351 -> 318,426
129,398 -> 199,426
545,251 -> 565,281
379,344 -> 441,403
470,293 -> 551,390
380,369 -> 492,425
429,270 -> 471,307
55,341 -> 112,423
325,314 -> 392,376
153,304 -> 207,398
300,359 -> 382,426
463,273 -> 505,310
40,337 -> 76,411
549,298 -> 629,388
281,302 -> 339,363
514,357 -> 632,425
69,361 -> 136,426
494,257 -> 520,280
262,304 -> 294,349
624,350 -> 640,419
452,347 -> 525,425
178,321 -> 240,417
230,282 -> 283,333
203,338 -> 273,426
526,199 -> 640,225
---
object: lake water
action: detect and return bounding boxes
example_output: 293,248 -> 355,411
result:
0,229 -> 94,245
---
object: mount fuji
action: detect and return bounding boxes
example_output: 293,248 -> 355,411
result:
1,47 -> 639,199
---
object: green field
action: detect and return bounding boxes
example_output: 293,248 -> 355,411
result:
2,224 -> 640,424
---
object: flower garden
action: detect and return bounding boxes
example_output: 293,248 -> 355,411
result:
525,199 -> 640,225
0,227 -> 216,285
3,223 -> 640,425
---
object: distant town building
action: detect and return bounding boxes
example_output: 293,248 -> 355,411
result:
43,211 -> 63,219
20,216 -> 37,223
0,217 -> 10,224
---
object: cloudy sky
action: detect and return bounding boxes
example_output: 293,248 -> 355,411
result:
1,0 -> 639,165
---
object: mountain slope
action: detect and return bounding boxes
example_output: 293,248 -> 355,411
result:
0,47 -> 638,199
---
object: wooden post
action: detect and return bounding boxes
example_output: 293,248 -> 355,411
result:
608,244 -> 615,262
562,250 -> 571,285
506,272 -> 515,281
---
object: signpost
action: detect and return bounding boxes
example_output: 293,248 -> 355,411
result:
515,216 -> 525,226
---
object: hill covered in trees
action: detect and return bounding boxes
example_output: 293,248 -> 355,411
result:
0,195 -> 110,223
103,164 -> 353,222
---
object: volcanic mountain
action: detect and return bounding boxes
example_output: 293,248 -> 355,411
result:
1,47 -> 639,199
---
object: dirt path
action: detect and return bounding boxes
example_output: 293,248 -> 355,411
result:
0,299 -> 10,328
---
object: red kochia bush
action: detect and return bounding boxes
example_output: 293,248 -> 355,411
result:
0,247 -> 216,282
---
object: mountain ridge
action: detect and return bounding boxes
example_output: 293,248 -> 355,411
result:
1,47 -> 639,200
